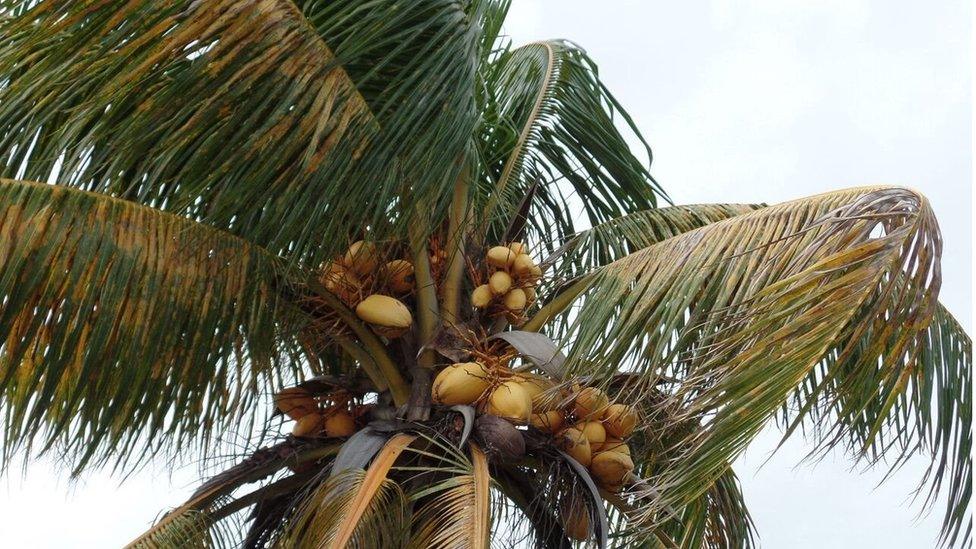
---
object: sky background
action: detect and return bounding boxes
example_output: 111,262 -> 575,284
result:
1,1 -> 972,547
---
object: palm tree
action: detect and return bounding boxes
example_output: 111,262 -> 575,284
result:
0,1 -> 969,547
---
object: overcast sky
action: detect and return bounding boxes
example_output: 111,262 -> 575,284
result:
1,1 -> 972,547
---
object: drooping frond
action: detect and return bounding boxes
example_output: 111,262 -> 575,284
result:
653,466 -> 755,549
477,39 -> 668,249
280,433 -> 415,547
0,0 -> 488,265
554,186 -> 969,546
408,444 -> 491,549
0,179 -> 300,473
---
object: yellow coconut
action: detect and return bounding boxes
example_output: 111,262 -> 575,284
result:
529,410 -> 564,433
560,498 -> 591,541
432,362 -> 491,405
523,286 -> 537,304
274,387 -> 317,421
324,410 -> 357,437
488,270 -> 513,295
486,245 -> 517,269
603,403 -> 638,438
471,284 -> 493,308
503,288 -> 527,312
511,254 -> 537,278
292,413 -> 323,437
573,387 -> 609,419
384,259 -> 415,294
343,240 -> 380,275
527,261 -> 543,281
599,437 -> 630,456
579,420 -> 607,447
355,294 -> 412,338
508,241 -> 528,256
487,381 -> 533,423
513,373 -> 554,404
589,450 -> 634,491
559,427 -> 592,466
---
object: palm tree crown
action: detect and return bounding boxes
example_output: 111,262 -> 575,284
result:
0,1 -> 969,547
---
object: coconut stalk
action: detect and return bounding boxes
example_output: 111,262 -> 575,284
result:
441,175 -> 470,324
522,276 -> 593,332
408,216 -> 441,421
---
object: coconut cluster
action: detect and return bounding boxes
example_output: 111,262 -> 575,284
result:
273,387 -> 366,439
471,242 -> 542,321
319,240 -> 416,338
430,361 -> 551,424
539,386 -> 637,493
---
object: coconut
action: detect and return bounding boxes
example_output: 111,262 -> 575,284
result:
511,254 -> 537,278
343,240 -> 380,275
292,413 -> 323,437
603,403 -> 637,438
529,410 -> 564,433
559,427 -> 592,466
513,373 -> 554,405
274,387 -> 317,420
523,286 -> 537,304
503,288 -> 527,312
589,450 -> 634,491
432,362 -> 491,405
471,284 -> 493,308
487,381 -> 532,423
508,241 -> 528,256
320,262 -> 361,302
474,414 -> 525,460
324,410 -> 357,437
486,245 -> 517,269
599,437 -> 630,456
559,498 -> 591,541
573,387 -> 609,419
488,270 -> 513,295
355,294 -> 412,338
579,420 -> 607,447
384,259 -> 415,294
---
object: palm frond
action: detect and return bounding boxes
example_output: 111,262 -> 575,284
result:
0,0 -> 489,265
552,203 -> 763,280
653,466 -> 754,549
477,39 -> 668,250
553,186 -> 968,546
280,432 -> 415,547
0,179 -> 300,473
408,443 -> 491,549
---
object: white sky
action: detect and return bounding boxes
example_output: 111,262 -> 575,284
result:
0,1 -> 972,547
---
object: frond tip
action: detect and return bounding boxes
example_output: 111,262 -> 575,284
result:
0,179 -> 299,473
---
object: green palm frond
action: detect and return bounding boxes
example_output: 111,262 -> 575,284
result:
477,39 -> 668,249
553,186 -> 968,545
552,203 -> 763,279
0,179 -> 301,473
659,466 -> 754,549
0,0 -> 489,265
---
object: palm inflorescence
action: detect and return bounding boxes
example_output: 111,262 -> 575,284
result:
0,1 -> 969,548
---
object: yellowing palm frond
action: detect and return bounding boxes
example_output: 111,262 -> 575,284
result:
0,179 -> 300,473
280,433 -> 416,548
408,444 -> 491,549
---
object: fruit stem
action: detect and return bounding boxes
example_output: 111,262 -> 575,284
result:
306,279 -> 410,406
